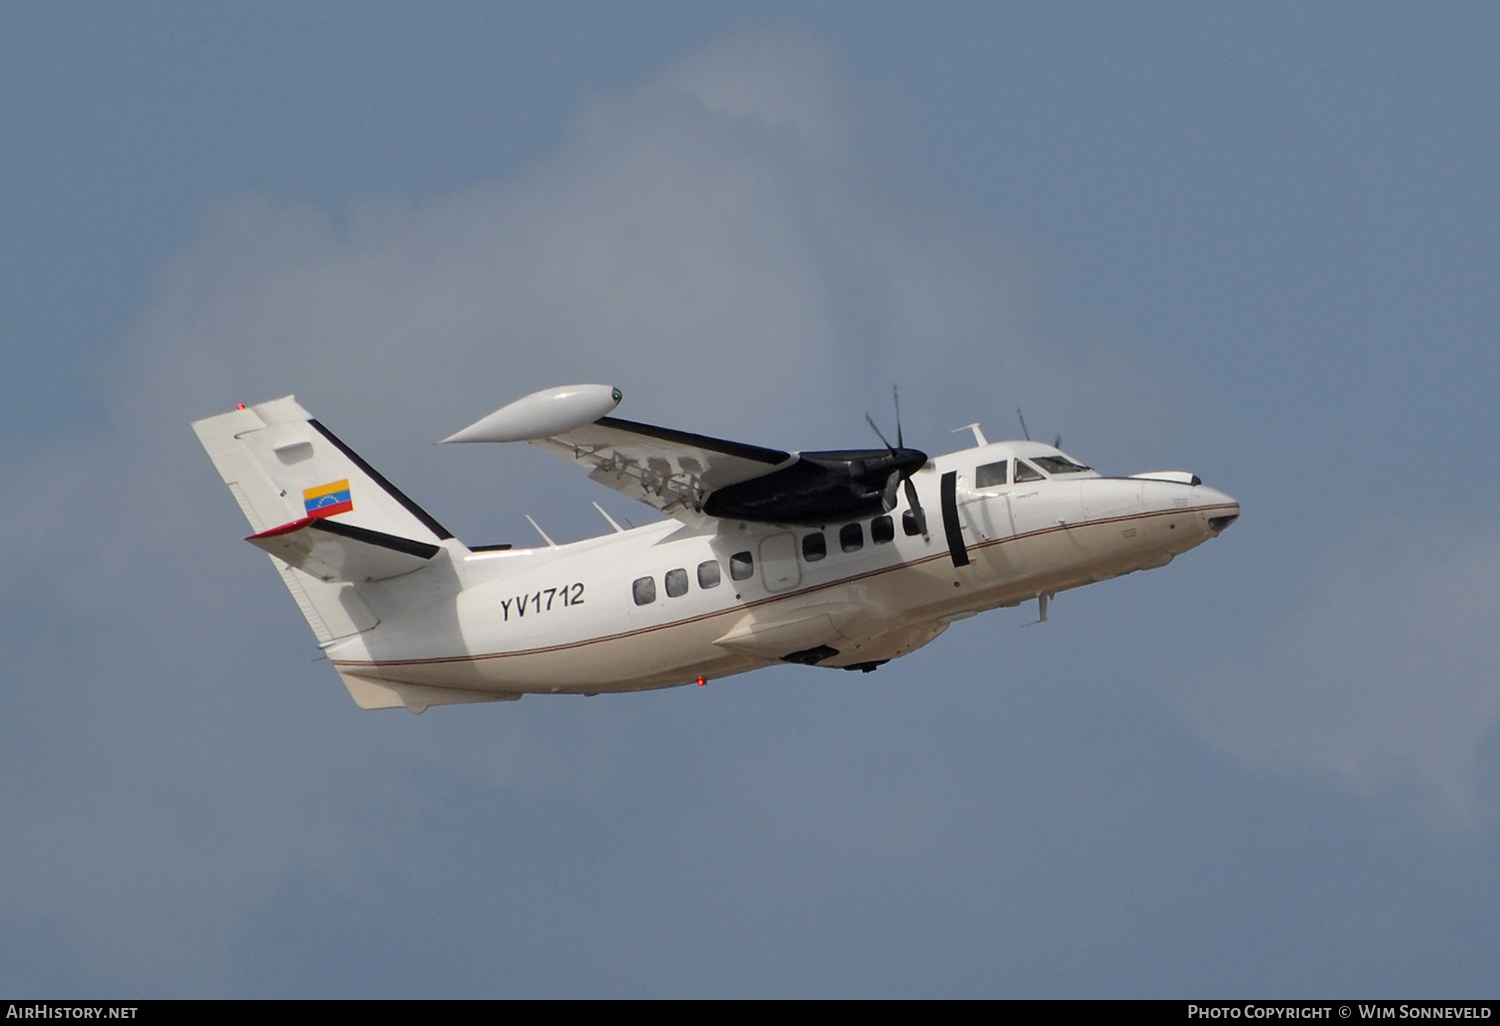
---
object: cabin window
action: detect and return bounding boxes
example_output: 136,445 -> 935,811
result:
632,576 -> 656,605
730,551 -> 754,581
1014,459 -> 1045,483
840,522 -> 864,552
975,460 -> 1008,488
871,514 -> 894,544
903,508 -> 927,536
665,568 -> 688,598
1031,454 -> 1091,475
802,531 -> 827,562
697,560 -> 721,589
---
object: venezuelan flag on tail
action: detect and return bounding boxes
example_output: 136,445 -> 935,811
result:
303,479 -> 353,518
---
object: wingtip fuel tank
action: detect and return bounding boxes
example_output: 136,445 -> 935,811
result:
442,384 -> 622,443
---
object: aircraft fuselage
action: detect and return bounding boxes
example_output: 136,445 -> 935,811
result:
327,440 -> 1238,705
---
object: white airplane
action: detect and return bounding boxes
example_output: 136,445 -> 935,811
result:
193,385 -> 1238,713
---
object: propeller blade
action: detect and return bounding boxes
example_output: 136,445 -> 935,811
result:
893,384 -> 903,450
904,475 -> 929,541
882,470 -> 902,512
864,412 -> 896,453
870,387 -> 923,530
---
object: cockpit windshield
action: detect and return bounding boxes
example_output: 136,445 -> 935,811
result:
1031,454 -> 1091,475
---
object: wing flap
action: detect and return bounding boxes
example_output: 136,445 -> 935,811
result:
247,517 -> 441,583
529,416 -> 793,522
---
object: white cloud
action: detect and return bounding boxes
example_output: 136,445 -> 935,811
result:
1166,521 -> 1500,826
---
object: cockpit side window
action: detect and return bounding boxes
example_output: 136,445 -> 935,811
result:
975,460 -> 1008,488
1014,459 -> 1045,483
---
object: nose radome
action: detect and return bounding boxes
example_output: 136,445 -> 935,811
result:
1194,485 -> 1240,536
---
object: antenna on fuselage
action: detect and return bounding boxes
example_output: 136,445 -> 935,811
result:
1022,592 -> 1052,627
592,501 -> 625,534
524,514 -> 557,548
1017,408 -> 1031,442
953,423 -> 988,446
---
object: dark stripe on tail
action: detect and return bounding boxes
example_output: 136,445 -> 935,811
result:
309,419 -> 454,540
311,518 -> 442,559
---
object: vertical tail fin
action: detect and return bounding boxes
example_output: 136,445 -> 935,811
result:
192,396 -> 460,644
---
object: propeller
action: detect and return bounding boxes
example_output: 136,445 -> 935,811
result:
865,386 -> 929,540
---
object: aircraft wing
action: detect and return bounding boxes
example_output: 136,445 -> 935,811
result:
529,416 -> 793,524
446,386 -> 929,527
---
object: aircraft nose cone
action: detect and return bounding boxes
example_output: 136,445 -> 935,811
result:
1196,485 -> 1240,536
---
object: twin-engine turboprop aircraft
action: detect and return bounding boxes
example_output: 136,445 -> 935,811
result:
193,385 -> 1238,713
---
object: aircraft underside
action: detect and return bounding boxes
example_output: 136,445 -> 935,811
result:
326,501 -> 1231,709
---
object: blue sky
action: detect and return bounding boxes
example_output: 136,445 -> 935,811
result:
2,3 -> 1498,996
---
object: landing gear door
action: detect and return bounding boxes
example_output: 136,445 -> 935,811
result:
759,532 -> 801,592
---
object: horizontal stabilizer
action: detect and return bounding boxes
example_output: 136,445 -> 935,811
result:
247,517 -> 440,583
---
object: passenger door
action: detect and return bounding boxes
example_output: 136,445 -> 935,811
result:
758,532 -> 801,592
959,464 -> 1027,581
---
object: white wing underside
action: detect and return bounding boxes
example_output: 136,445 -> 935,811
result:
528,418 -> 793,526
